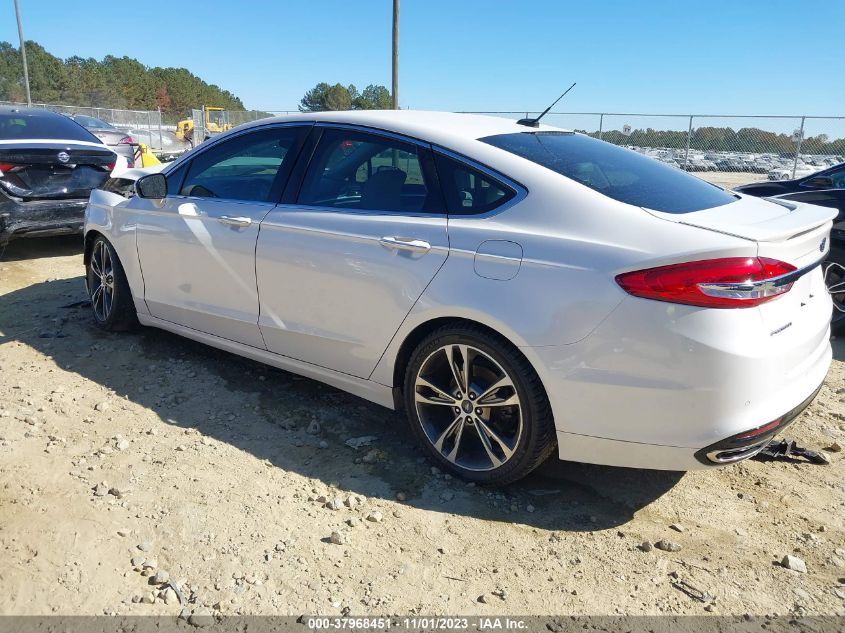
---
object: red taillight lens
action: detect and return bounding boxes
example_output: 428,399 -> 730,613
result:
0,162 -> 15,173
615,257 -> 798,308
118,136 -> 133,144
105,162 -> 116,171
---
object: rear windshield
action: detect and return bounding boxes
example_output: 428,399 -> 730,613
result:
73,115 -> 115,130
481,131 -> 737,213
0,112 -> 101,143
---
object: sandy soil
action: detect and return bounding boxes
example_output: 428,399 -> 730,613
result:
1,236 -> 844,619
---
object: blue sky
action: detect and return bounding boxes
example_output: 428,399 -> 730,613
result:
1,0 -> 843,116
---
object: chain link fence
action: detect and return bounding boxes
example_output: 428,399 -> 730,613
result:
201,108 -> 844,188
469,112 -> 845,188
0,100 -> 188,155
15,100 -> 838,185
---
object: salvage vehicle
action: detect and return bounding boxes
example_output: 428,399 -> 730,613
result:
1,107 -> 118,246
736,162 -> 845,333
84,111 -> 836,484
72,114 -> 135,167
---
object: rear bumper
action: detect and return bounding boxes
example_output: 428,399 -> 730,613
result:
693,381 -> 823,465
0,192 -> 87,242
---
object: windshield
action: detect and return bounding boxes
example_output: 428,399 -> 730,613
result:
481,131 -> 737,213
74,115 -> 115,130
0,112 -> 101,143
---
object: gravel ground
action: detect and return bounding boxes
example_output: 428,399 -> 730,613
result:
1,236 -> 844,618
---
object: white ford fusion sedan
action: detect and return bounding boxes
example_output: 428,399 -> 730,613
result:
84,111 -> 836,484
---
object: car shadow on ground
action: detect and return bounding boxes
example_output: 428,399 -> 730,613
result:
0,235 -> 83,262
0,274 -> 686,532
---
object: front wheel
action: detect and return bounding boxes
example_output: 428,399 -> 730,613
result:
403,325 -> 556,485
86,236 -> 138,331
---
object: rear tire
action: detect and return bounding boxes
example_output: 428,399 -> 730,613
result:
86,235 -> 138,331
826,262 -> 845,335
403,325 -> 556,485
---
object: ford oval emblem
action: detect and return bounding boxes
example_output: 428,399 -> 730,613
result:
820,237 -> 827,252
57,151 -> 70,163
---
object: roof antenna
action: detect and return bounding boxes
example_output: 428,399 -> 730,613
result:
517,82 -> 576,128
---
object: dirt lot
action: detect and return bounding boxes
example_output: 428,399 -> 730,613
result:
1,236 -> 844,619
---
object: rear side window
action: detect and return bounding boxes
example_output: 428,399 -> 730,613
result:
298,128 -> 438,214
434,153 -> 514,215
481,131 -> 737,213
0,111 -> 101,143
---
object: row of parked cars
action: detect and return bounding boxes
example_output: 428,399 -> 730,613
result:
632,146 -> 842,180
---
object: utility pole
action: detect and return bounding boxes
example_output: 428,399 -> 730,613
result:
14,0 -> 32,106
391,0 -> 399,109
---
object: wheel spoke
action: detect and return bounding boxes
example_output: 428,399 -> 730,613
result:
415,377 -> 458,405
459,345 -> 472,394
91,285 -> 103,318
476,375 -> 517,405
91,253 -> 102,277
103,245 -> 112,276
472,419 -> 504,468
475,417 -> 515,461
443,345 -> 466,394
433,414 -> 463,453
445,418 -> 466,462
103,287 -> 112,318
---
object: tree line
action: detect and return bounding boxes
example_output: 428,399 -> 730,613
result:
0,41 -> 244,122
298,83 -> 392,111
592,126 -> 845,156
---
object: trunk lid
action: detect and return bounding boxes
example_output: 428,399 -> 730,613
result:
0,141 -> 115,200
647,194 -> 836,268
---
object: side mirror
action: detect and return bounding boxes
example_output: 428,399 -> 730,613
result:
804,176 -> 833,189
136,173 -> 167,199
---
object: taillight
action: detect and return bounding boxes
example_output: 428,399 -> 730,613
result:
0,162 -> 15,173
118,136 -> 133,144
615,257 -> 798,308
105,162 -> 116,171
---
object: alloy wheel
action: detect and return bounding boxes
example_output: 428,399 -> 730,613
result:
414,344 -> 523,472
826,262 -> 845,315
90,240 -> 115,322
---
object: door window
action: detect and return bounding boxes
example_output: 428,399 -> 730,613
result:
298,128 -> 438,213
179,127 -> 306,202
434,153 -> 515,214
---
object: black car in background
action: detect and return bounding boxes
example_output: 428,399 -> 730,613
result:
0,107 -> 116,246
735,162 -> 845,333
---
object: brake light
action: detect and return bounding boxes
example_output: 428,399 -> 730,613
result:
615,257 -> 798,308
118,136 -> 133,144
105,162 -> 116,171
0,163 -> 14,173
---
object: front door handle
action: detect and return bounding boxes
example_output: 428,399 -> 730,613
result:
219,215 -> 252,227
379,236 -> 431,253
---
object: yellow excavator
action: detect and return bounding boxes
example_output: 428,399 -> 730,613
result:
175,107 -> 232,146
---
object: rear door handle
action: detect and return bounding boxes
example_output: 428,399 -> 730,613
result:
379,236 -> 431,253
219,215 -> 252,227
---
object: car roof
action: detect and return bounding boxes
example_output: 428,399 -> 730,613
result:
237,110 -> 570,147
0,106 -> 67,119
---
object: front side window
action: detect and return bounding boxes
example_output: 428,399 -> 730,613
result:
434,153 -> 514,214
179,126 -> 305,202
298,128 -> 436,213
481,131 -> 738,214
